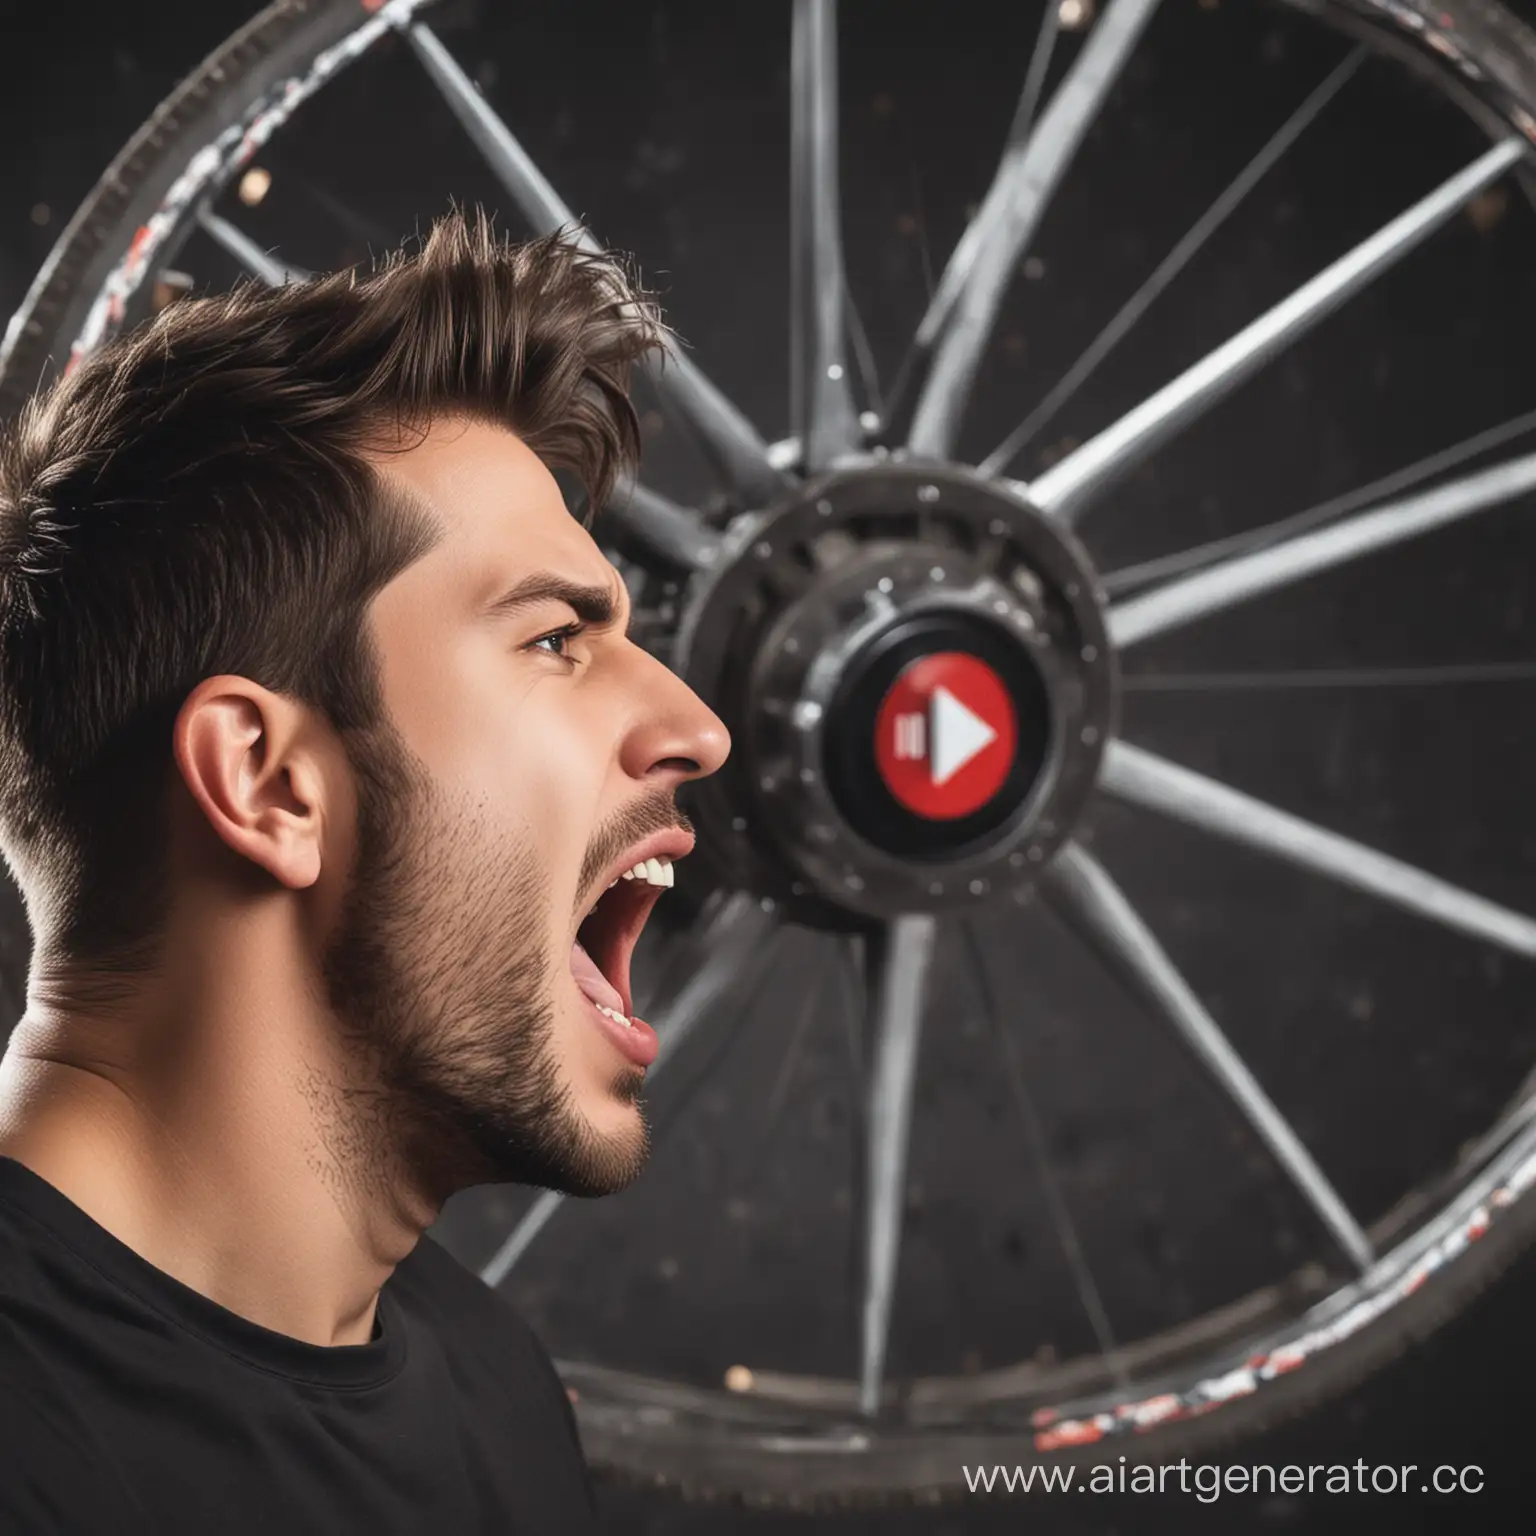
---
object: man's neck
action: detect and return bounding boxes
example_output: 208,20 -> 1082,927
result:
0,992 -> 429,1349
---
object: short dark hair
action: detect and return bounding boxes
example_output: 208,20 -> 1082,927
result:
0,208 -> 665,982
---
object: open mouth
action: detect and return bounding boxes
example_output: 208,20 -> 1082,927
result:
571,855 -> 676,1045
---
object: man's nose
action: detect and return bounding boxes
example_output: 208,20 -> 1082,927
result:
620,650 -> 731,784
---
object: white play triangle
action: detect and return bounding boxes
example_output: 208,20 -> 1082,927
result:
929,685 -> 997,785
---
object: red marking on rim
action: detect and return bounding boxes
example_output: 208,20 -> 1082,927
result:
1035,1420 -> 1104,1453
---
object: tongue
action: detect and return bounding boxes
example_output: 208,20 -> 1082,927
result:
571,939 -> 626,1015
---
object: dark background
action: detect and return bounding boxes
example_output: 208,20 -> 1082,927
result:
3,0 -> 1535,1529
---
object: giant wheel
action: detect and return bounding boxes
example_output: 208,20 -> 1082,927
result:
6,0 -> 1536,1507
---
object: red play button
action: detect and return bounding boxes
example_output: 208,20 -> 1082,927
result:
873,651 -> 1018,819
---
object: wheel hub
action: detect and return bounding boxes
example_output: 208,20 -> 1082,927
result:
675,462 -> 1117,922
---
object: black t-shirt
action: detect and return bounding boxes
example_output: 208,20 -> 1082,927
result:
0,1156 -> 598,1533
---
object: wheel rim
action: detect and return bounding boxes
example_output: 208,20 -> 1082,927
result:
7,0 -> 1536,1502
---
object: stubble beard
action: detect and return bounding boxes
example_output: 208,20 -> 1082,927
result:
315,718 -> 650,1210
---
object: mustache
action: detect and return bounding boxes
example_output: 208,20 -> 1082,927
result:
574,787 -> 695,912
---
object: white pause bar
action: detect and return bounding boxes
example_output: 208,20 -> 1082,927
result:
891,686 -> 998,785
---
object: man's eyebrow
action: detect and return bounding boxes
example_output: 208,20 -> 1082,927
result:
480,571 -> 626,630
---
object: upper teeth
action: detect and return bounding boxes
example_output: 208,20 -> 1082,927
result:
608,857 -> 674,890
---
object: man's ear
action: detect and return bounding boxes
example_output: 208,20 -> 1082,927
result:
171,676 -> 327,892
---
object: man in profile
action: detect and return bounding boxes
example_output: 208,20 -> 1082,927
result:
0,208 -> 729,1532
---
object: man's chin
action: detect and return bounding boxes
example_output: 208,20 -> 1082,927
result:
606,1062 -> 648,1110
555,1081 -> 651,1196
543,1132 -> 650,1199
490,1077 -> 650,1198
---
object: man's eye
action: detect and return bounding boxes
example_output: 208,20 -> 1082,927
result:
530,623 -> 584,659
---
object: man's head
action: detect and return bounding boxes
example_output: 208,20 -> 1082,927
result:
0,209 -> 730,1200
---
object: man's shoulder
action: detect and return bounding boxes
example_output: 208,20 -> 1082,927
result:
398,1230 -> 595,1512
0,1370 -> 139,1533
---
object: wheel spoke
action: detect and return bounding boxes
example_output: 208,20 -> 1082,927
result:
477,892 -> 779,1288
979,46 -> 1364,479
644,925 -> 799,1169
1102,403 -> 1536,597
836,933 -> 869,1139
759,936 -> 834,1133
1100,739 -> 1536,961
1042,842 -> 1373,1272
407,22 -> 788,507
1123,660 -> 1536,693
858,913 -> 938,1416
878,0 -> 1061,435
603,482 -> 724,572
477,1188 -> 564,1289
1108,448 -> 1536,648
197,208 -> 311,287
1029,137 -> 1528,523
1007,0 -> 1066,152
844,285 -> 883,420
960,918 -> 1127,1389
710,934 -> 837,1183
904,0 -> 1163,461
790,0 -> 860,470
